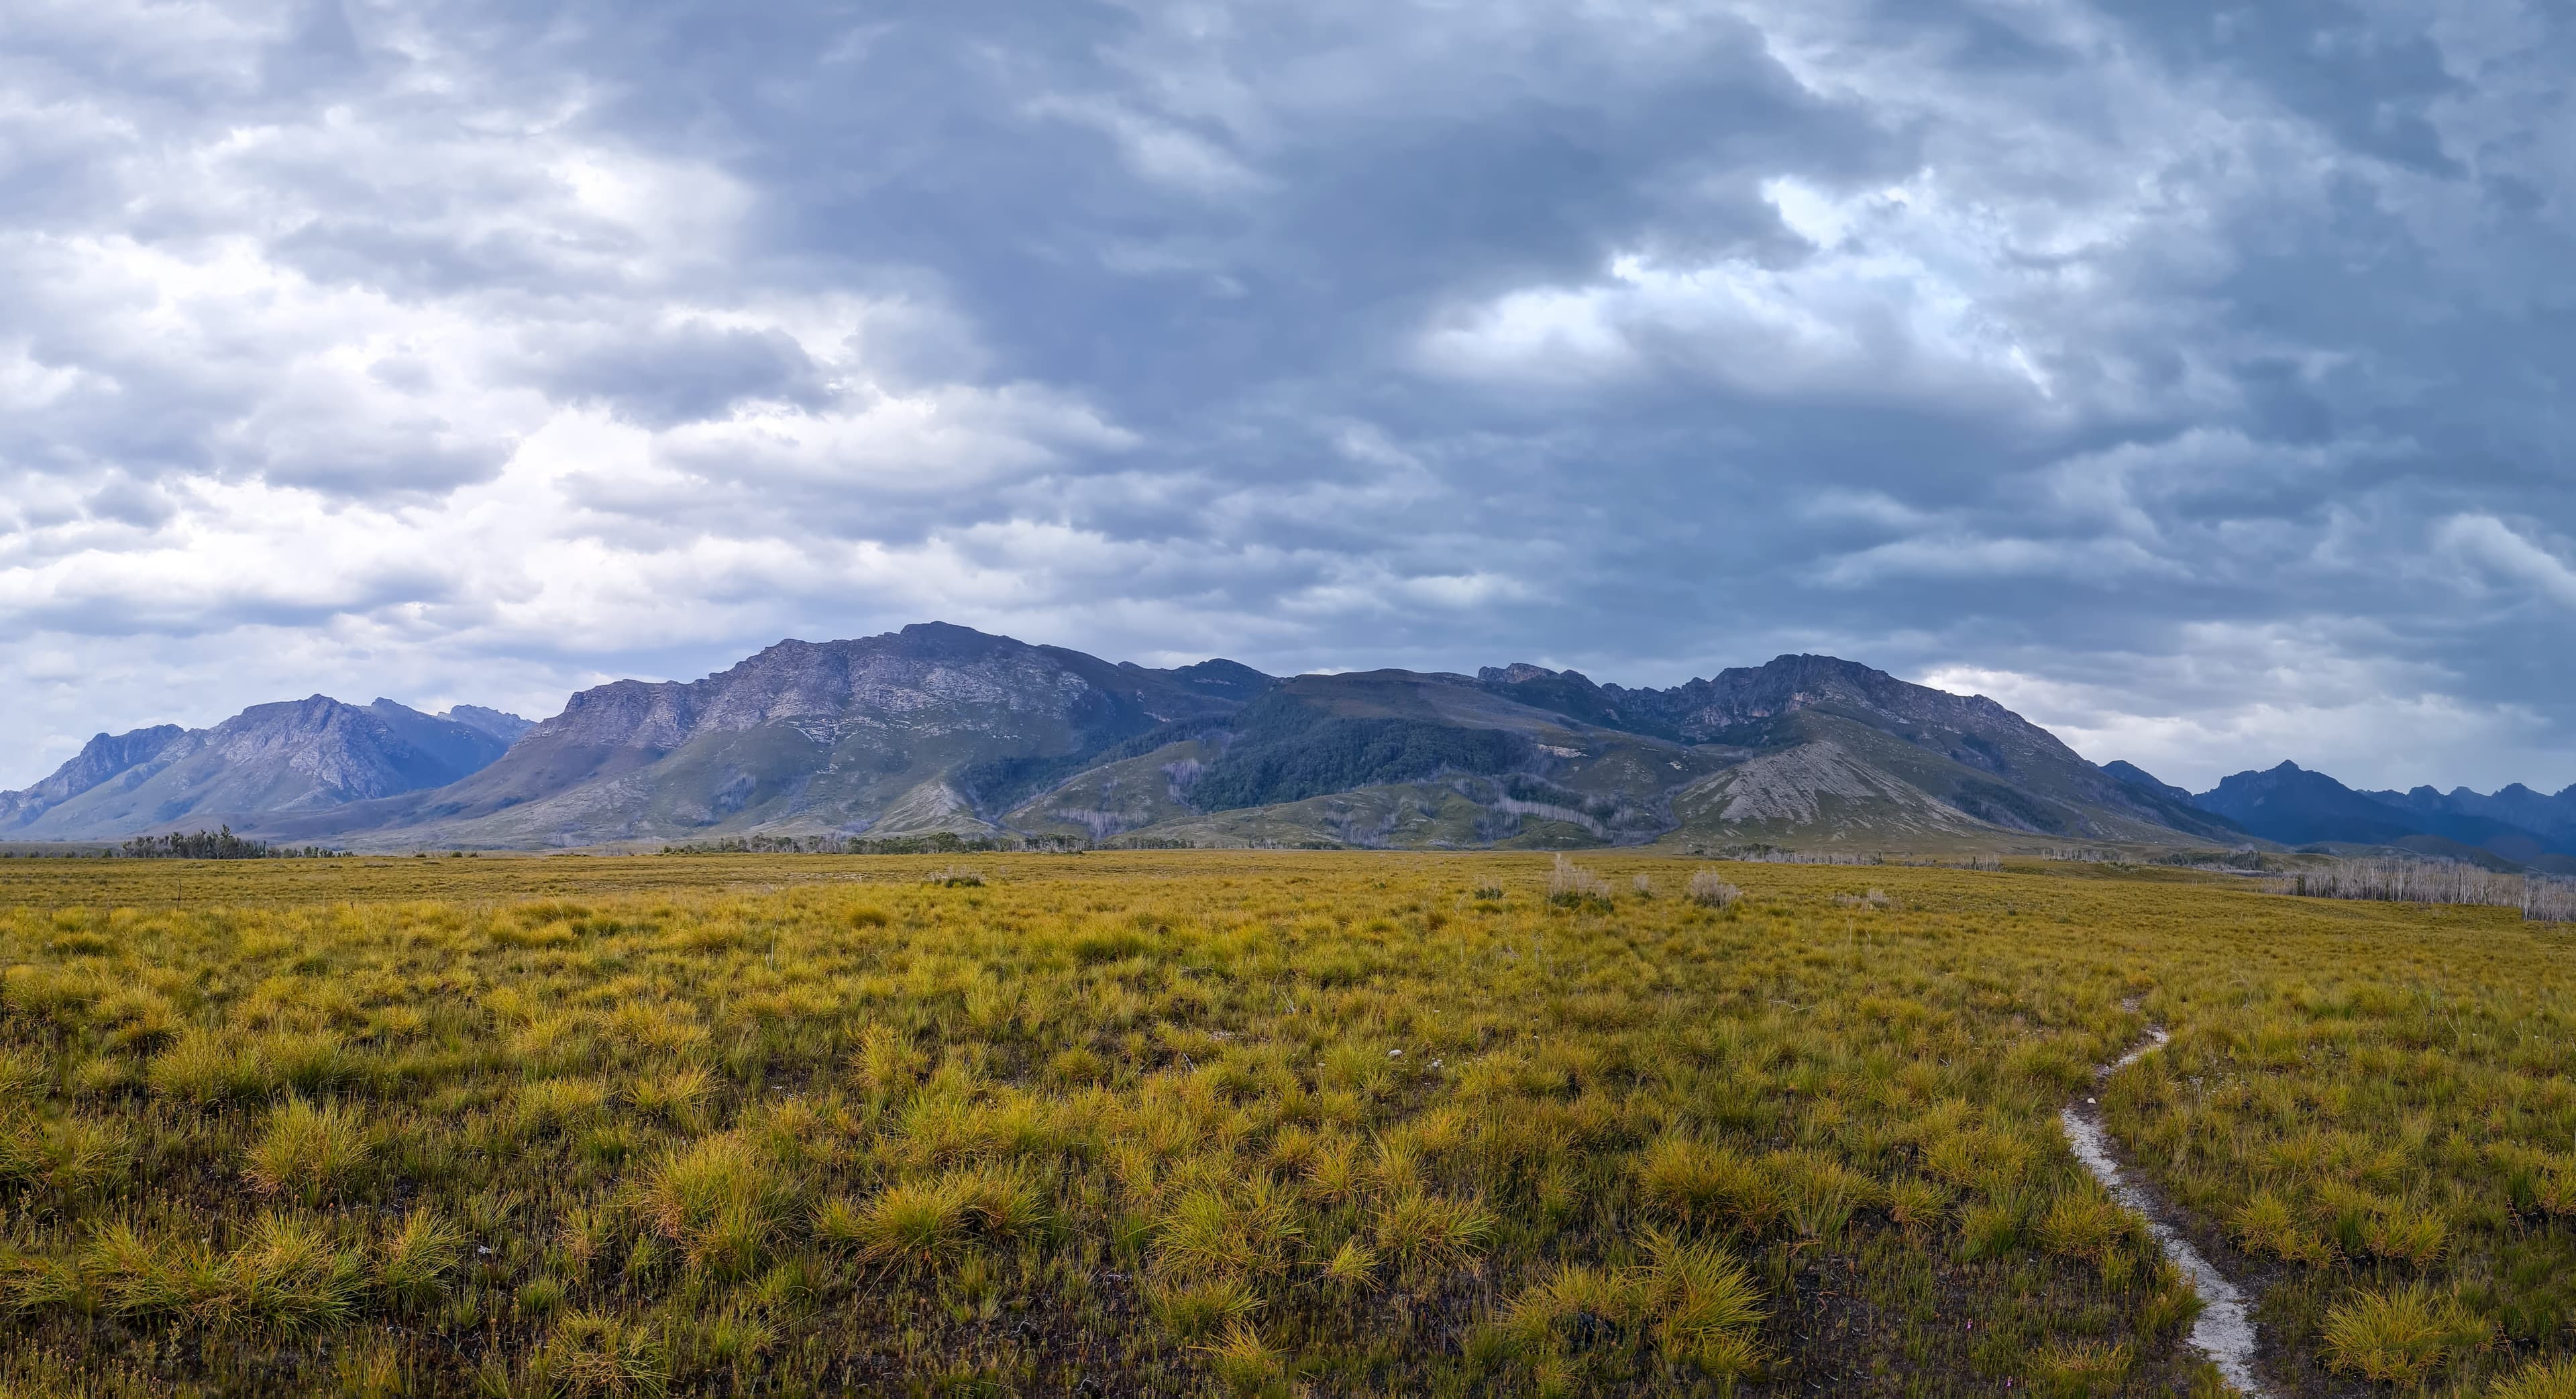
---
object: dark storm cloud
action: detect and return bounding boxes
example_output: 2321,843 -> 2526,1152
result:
3,0 -> 2575,792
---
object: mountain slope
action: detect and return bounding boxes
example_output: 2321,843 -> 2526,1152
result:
0,726 -> 189,830
1,699 -> 525,840
1483,657 -> 2248,846
1001,655 -> 2242,852
279,623 -> 1274,848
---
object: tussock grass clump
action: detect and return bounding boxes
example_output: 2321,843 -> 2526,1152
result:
2492,1355 -> 2576,1399
2031,1338 -> 2130,1396
244,1095 -> 373,1202
1157,1179 -> 1302,1278
541,1311 -> 669,1396
0,1046 -> 48,1104
87,1211 -> 367,1334
2320,1282 -> 2491,1385
1491,1232 -> 1766,1387
816,1164 -> 1044,1268
641,1131 -> 789,1278
2035,1189 -> 2146,1280
1368,1188 -> 1493,1272
374,1207 -> 463,1312
0,1113 -> 130,1199
1197,1319 -> 1293,1397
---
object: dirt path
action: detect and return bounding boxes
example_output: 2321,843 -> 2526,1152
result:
2059,1023 -> 2274,1397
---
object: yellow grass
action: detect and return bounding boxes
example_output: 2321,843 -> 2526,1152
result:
0,850 -> 2571,1393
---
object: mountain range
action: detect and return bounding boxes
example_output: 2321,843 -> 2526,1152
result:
2183,761 -> 2576,873
2,622 -> 2562,860
1,697 -> 531,842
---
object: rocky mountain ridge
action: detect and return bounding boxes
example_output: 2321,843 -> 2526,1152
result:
30,622 -> 2529,856
1,698 -> 531,841
205,626 -> 2260,852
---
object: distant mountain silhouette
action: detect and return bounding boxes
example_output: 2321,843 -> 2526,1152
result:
2192,761 -> 2576,869
217,627 -> 2267,851
28,624 -> 2563,858
0,699 -> 529,840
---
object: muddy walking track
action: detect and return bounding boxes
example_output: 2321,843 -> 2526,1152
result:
2059,1018 -> 2277,1397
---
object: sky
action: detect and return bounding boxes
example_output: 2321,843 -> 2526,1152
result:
3,0 -> 2574,795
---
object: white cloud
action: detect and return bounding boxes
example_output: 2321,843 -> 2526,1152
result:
2436,514 -> 2576,609
1919,623 -> 2569,793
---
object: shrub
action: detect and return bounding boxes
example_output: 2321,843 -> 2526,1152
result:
1686,871 -> 1742,909
1547,856 -> 1613,908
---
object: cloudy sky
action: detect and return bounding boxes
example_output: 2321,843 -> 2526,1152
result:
4,0 -> 2573,793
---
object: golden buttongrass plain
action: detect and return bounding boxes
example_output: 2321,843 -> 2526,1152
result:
0,850 -> 2572,1392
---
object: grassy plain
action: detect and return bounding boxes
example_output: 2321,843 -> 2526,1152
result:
1,852 -> 2573,1396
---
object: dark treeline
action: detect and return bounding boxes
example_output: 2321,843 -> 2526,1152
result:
660,832 -> 1093,856
116,827 -> 341,860
655,831 -> 1244,855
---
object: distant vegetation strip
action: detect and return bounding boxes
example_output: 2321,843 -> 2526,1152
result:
2267,858 -> 2576,922
117,828 -> 344,860
659,834 -> 1330,856
1684,844 -> 2006,870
